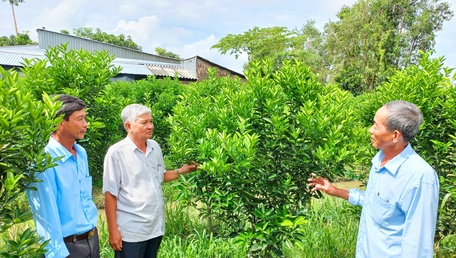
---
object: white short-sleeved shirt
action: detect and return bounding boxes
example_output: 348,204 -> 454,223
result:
102,136 -> 166,242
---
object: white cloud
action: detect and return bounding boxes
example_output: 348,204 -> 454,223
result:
37,0 -> 89,31
111,16 -> 195,53
113,16 -> 161,44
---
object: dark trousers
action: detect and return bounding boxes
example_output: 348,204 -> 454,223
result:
114,236 -> 163,258
42,228 -> 100,258
66,227 -> 100,258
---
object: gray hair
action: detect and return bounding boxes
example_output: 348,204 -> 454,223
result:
121,104 -> 151,125
384,100 -> 423,142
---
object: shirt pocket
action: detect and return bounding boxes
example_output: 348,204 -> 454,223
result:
79,176 -> 94,201
370,194 -> 402,228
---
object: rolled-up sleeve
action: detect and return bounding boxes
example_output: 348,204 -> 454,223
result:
348,188 -> 365,206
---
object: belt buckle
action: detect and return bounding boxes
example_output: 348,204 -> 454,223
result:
88,228 -> 95,239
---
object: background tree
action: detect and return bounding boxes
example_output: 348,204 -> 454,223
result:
211,22 -> 328,82
324,0 -> 453,94
155,47 -> 181,59
289,21 -> 327,83
72,27 -> 142,51
2,0 -> 25,37
211,26 -> 293,70
0,33 -> 35,46
212,0 -> 453,96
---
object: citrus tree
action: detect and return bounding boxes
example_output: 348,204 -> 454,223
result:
0,67 -> 61,257
166,59 -> 366,256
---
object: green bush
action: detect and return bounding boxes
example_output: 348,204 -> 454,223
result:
0,67 -> 61,257
166,60 -> 366,257
21,43 -> 120,105
86,76 -> 186,180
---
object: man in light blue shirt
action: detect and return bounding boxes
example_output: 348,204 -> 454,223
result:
26,95 -> 99,258
308,100 -> 439,257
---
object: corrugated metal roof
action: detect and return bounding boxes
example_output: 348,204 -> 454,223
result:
113,62 -> 153,76
1,30 -> 244,81
0,50 -> 44,66
0,48 -> 196,79
146,64 -> 197,80
38,29 -> 181,65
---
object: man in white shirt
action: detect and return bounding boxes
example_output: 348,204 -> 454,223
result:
102,104 -> 198,258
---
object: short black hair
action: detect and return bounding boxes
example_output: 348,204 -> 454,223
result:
55,94 -> 86,121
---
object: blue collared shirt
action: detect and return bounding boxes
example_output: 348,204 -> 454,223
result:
26,136 -> 98,258
348,144 -> 439,257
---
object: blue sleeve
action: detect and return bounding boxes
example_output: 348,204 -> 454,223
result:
348,188 -> 365,206
26,169 -> 70,258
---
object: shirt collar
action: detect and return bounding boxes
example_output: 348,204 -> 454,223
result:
125,136 -> 154,154
372,143 -> 414,176
46,136 -> 79,162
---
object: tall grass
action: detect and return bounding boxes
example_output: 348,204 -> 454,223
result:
0,190 -> 365,258
7,185 -> 453,257
97,183 -> 247,258
159,230 -> 246,258
283,197 -> 360,257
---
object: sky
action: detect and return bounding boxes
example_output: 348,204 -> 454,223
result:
1,0 -> 455,74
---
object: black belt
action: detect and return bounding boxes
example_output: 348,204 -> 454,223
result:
63,228 -> 95,243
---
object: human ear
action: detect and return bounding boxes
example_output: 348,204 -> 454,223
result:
392,130 -> 402,143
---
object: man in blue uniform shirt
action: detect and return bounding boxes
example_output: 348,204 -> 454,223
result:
308,100 -> 439,257
27,94 -> 99,258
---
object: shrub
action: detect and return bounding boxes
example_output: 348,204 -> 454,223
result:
167,60 -> 366,256
87,76 -> 186,180
0,67 -> 61,256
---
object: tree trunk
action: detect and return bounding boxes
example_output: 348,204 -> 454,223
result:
11,3 -> 18,37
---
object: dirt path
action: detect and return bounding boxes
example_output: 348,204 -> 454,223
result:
334,181 -> 364,189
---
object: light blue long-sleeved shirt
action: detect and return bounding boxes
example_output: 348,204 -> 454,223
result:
348,144 -> 439,258
26,136 -> 98,258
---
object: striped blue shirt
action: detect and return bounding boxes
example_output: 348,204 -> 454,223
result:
26,136 -> 98,258
348,144 -> 439,257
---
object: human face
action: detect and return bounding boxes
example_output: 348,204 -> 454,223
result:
368,106 -> 395,150
60,109 -> 88,140
127,113 -> 154,141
